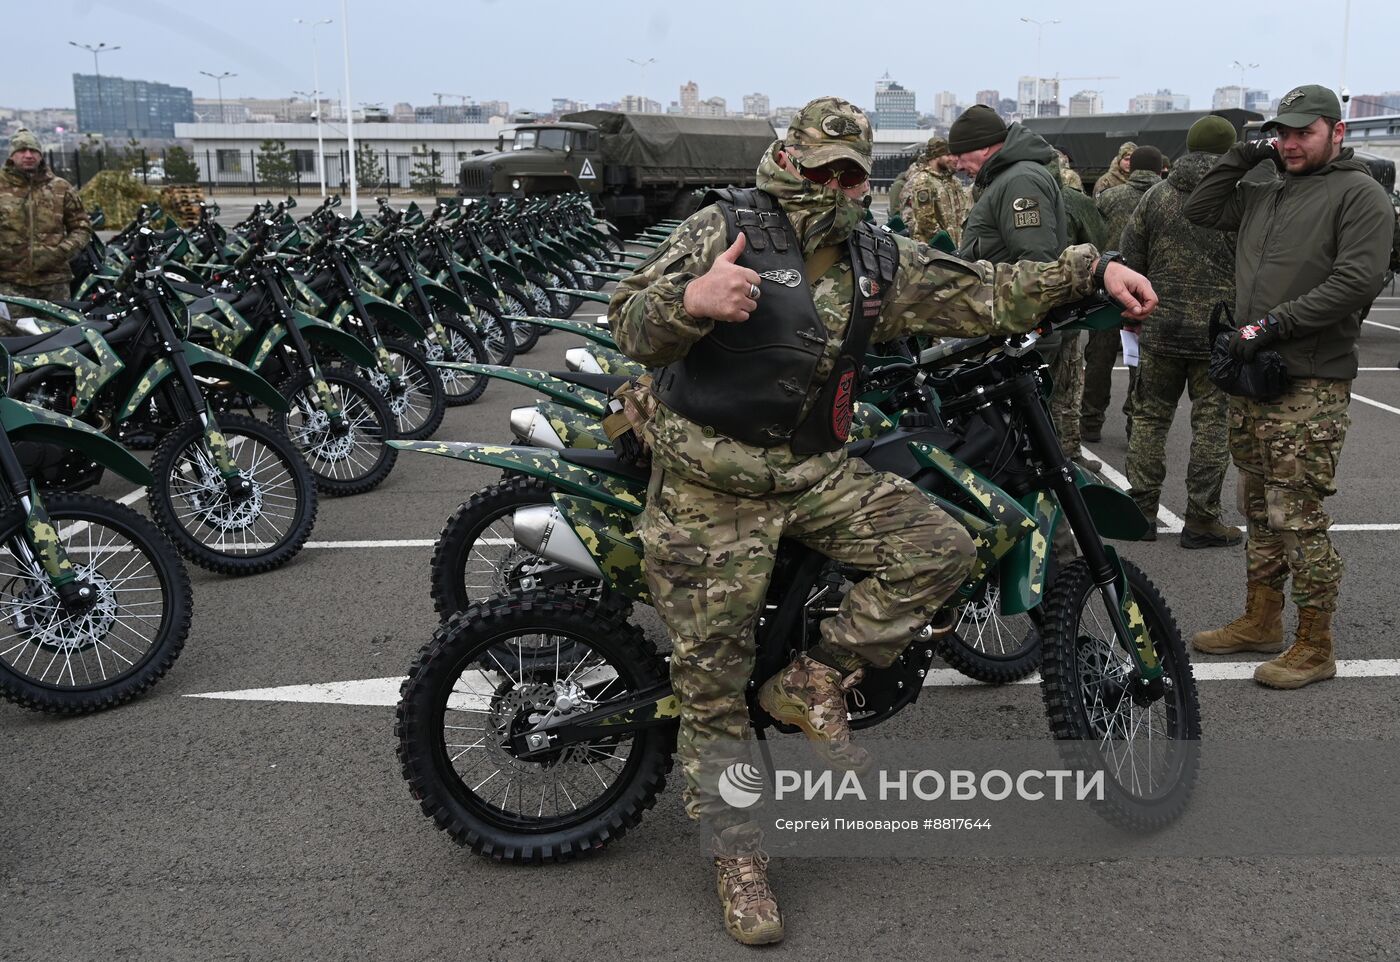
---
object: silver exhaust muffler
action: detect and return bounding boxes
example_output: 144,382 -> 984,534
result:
513,505 -> 604,579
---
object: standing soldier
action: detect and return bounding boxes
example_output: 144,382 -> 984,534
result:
1122,118 -> 1242,546
0,129 -> 91,334
948,104 -> 1098,470
610,95 -> 1156,945
885,147 -> 924,228
901,137 -> 972,247
1185,85 -> 1392,688
1093,140 -> 1138,196
1082,145 -> 1165,442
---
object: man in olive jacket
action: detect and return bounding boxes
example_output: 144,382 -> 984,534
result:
0,129 -> 91,334
950,105 -> 1096,470
1184,85 -> 1392,689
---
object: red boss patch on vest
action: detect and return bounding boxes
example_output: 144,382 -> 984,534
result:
832,369 -> 856,440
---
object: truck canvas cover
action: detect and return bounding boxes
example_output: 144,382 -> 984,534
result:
562,110 -> 777,185
1024,108 -> 1263,178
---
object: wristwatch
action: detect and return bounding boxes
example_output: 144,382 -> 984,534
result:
1093,251 -> 1124,292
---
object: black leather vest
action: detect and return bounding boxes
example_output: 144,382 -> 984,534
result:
652,188 -> 899,455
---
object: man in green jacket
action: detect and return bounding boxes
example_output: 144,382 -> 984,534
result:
1184,85 -> 1393,689
0,129 -> 91,334
950,104 -> 1098,470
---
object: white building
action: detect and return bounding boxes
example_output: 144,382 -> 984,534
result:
619,95 -> 662,114
1128,89 -> 1191,113
742,93 -> 770,118
1068,91 -> 1103,117
173,121 -> 509,192
1017,76 -> 1060,118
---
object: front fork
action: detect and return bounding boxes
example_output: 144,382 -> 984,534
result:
1015,375 -> 1165,691
21,483 -> 94,611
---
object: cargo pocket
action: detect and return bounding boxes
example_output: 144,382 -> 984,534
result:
1227,406 -> 1254,468
640,514 -> 711,637
1256,419 -> 1303,483
1301,417 -> 1345,496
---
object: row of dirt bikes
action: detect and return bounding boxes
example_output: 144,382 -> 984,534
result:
5,193 -> 1202,858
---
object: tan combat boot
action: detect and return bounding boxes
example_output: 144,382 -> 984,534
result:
715,851 -> 783,945
757,653 -> 870,772
1191,583 -> 1285,655
1254,607 -> 1337,689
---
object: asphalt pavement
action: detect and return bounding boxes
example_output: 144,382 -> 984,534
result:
4,254 -> 1400,960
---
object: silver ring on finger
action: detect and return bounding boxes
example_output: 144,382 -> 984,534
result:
748,282 -> 761,299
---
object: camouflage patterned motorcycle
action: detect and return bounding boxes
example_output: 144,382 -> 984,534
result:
395,303 -> 1202,863
0,346 -> 192,714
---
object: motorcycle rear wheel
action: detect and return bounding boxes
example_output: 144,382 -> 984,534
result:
396,592 -> 673,863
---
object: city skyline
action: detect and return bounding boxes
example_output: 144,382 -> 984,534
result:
7,0 -> 1393,122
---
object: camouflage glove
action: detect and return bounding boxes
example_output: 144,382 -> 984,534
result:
1227,314 -> 1282,362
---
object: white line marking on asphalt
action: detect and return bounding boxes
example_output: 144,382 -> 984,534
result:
189,658 -> 1400,706
1081,445 -> 1186,532
1353,393 -> 1400,416
1111,366 -> 1397,372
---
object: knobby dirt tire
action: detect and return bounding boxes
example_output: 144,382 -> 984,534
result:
381,338 -> 446,440
269,366 -> 397,497
1039,557 -> 1201,831
0,493 -> 192,714
396,592 -> 673,864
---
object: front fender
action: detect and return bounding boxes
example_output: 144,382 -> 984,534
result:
433,363 -> 608,415
250,310 -> 378,371
443,263 -> 495,301
1076,480 -> 1152,541
0,295 -> 86,328
120,343 -> 289,419
0,396 -> 151,485
415,276 -> 473,315
387,441 -> 643,511
487,255 -> 527,287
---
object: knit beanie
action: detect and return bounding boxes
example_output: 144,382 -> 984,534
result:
1129,145 -> 1164,173
947,105 -> 1008,154
1187,115 -> 1237,155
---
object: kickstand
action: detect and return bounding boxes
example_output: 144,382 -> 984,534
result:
753,724 -> 779,796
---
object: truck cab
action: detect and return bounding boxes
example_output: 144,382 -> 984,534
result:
458,122 -> 603,199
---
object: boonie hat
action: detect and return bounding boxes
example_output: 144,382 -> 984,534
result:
1263,85 -> 1343,131
785,97 -> 873,173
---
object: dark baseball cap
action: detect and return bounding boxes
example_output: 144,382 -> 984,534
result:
1262,85 -> 1343,131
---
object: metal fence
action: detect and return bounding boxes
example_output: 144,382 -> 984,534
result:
45,147 -> 458,196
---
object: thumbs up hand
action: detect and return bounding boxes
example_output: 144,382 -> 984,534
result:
681,232 -> 764,323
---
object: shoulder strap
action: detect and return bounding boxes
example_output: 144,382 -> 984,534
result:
700,187 -> 789,253
803,244 -> 843,282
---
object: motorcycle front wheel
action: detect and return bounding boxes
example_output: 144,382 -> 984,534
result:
396,592 -> 673,864
1039,557 -> 1201,831
270,366 -> 397,497
0,493 -> 192,713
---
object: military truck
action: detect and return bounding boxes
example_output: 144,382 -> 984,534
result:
456,110 -> 777,230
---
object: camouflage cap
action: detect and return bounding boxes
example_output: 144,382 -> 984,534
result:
9,128 -> 40,156
924,137 -> 950,159
785,97 -> 873,173
1263,84 -> 1343,131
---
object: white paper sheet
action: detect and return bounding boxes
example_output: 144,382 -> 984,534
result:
1120,329 -> 1140,367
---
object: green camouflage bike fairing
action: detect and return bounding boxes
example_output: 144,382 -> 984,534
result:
118,342 -> 289,421
10,327 -> 126,418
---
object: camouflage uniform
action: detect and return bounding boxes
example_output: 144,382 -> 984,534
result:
1092,141 -> 1137,197
1120,151 -> 1236,524
1054,150 -> 1085,193
0,131 -> 90,333
1082,169 -> 1160,436
1228,380 -> 1350,610
901,141 -> 971,247
610,103 -> 1100,850
1053,169 -> 1108,460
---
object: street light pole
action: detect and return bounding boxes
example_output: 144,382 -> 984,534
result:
626,57 -> 656,107
1020,18 -> 1061,119
200,70 -> 236,124
1232,60 -> 1260,107
340,0 -> 358,212
295,17 -> 333,197
69,41 -> 121,134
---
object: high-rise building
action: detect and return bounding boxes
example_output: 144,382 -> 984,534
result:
1068,91 -> 1103,117
1212,85 -> 1269,112
932,90 -> 960,127
619,95 -> 662,114
1348,91 -> 1400,118
692,96 -> 727,118
742,93 -> 770,117
771,105 -> 801,130
873,74 -> 917,129
552,98 -> 584,117
679,81 -> 700,112
1128,89 -> 1190,113
976,89 -> 1000,108
73,73 -> 194,137
1017,76 -> 1061,117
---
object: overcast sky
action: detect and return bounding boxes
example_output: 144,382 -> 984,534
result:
10,0 -> 1396,116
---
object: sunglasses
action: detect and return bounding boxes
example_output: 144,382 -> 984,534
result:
792,156 -> 868,189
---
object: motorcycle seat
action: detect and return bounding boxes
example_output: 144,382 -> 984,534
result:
548,370 -> 629,394
559,448 -> 651,484
2,323 -> 104,355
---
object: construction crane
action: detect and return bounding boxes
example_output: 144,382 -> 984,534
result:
432,92 -> 472,106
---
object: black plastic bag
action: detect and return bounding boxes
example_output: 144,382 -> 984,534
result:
1207,302 -> 1290,402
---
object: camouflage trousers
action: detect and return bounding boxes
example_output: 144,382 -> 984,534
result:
1080,326 -> 1130,432
1228,378 -> 1351,612
0,280 -> 68,336
1045,331 -> 1084,458
1125,352 -> 1230,523
638,456 -> 976,849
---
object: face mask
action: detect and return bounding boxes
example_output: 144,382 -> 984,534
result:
755,144 -> 862,254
